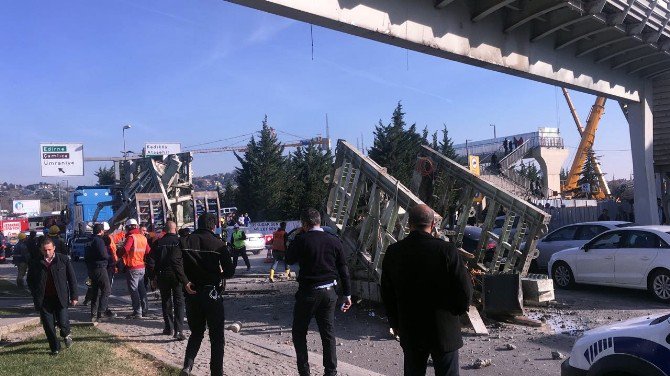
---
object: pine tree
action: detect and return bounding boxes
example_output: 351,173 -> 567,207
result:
235,116 -> 287,221
422,126 -> 430,146
94,166 -> 115,185
368,102 -> 423,186
285,144 -> 333,219
431,131 -> 439,150
559,168 -> 568,183
220,180 -> 237,207
578,150 -> 601,199
438,124 -> 458,161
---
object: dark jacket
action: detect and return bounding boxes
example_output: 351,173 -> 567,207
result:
84,235 -> 109,270
180,229 -> 235,288
286,229 -> 351,296
151,233 -> 188,285
381,230 -> 472,353
27,253 -> 78,310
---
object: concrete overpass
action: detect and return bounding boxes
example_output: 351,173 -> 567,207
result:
226,0 -> 670,224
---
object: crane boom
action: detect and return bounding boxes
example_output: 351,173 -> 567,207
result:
562,96 -> 607,196
561,89 -> 611,198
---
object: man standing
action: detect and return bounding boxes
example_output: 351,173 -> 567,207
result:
381,205 -> 472,376
287,208 -> 352,376
179,213 -> 235,376
269,222 -> 289,283
48,226 -> 69,257
13,233 -> 29,288
84,224 -> 113,321
598,208 -> 611,221
118,218 -> 151,318
231,224 -> 250,271
151,220 -> 188,340
27,237 -> 79,355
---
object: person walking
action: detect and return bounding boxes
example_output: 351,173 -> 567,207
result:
381,204 -> 472,376
231,224 -> 250,271
84,224 -> 114,321
27,237 -> 79,355
286,208 -> 352,376
118,218 -> 151,318
150,220 -> 188,341
179,213 -> 235,376
12,233 -> 29,288
269,222 -> 289,283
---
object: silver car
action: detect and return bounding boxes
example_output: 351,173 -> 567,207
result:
534,221 -> 633,270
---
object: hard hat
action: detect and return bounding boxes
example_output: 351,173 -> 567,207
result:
49,225 -> 60,235
102,222 -> 110,231
126,218 -> 138,226
18,233 -> 26,240
233,224 -> 239,229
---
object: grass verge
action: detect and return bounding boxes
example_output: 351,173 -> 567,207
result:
0,326 -> 180,376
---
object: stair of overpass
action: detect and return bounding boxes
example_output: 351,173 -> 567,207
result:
480,170 -> 533,198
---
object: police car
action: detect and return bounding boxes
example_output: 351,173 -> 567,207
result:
561,312 -> 670,376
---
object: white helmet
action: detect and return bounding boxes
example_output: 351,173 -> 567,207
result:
102,222 -> 110,231
126,218 -> 139,226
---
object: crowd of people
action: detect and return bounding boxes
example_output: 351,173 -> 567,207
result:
11,206 -> 472,376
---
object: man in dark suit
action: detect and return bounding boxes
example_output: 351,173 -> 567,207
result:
27,237 -> 79,355
150,220 -> 189,340
287,208 -> 352,376
381,204 -> 472,376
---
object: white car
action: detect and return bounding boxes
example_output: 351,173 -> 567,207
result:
561,312 -> 670,376
243,232 -> 265,255
534,221 -> 632,270
549,225 -> 670,302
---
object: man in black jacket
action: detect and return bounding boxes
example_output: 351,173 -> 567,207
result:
381,204 -> 472,376
27,237 -> 79,355
84,224 -> 112,321
150,220 -> 188,340
286,208 -> 352,376
179,213 -> 235,376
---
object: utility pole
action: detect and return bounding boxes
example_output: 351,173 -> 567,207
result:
490,124 -> 497,139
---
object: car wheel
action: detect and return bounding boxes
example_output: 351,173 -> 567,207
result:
252,250 -> 261,255
552,262 -> 575,289
648,269 -> 670,303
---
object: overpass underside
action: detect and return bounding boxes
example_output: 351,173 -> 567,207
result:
227,0 -> 669,223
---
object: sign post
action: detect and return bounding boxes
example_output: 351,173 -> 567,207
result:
144,143 -> 181,156
40,143 -> 84,176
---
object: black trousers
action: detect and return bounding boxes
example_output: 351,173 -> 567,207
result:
232,247 -> 250,269
184,288 -> 225,376
39,296 -> 70,352
402,347 -> 459,376
292,287 -> 338,376
158,276 -> 185,333
89,267 -> 111,317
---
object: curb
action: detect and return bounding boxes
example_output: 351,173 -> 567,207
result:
0,317 -> 40,341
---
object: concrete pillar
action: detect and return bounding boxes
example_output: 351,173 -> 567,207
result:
624,81 -> 659,225
532,148 -> 569,197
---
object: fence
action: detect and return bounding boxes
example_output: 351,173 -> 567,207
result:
541,200 -> 634,231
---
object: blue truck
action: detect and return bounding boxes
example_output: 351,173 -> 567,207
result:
66,186 -> 115,259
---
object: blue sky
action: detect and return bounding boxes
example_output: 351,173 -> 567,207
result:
0,0 -> 634,186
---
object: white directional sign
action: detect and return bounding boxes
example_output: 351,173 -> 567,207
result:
40,143 -> 84,176
145,143 -> 181,156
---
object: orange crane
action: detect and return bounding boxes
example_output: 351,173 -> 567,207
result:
561,89 -> 609,199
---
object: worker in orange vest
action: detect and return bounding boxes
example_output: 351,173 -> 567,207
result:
118,218 -> 151,318
269,222 -> 289,283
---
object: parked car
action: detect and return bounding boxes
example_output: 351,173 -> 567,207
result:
561,312 -> 670,376
549,225 -> 670,302
244,232 -> 266,255
534,221 -> 633,271
68,235 -> 92,261
458,226 -> 497,263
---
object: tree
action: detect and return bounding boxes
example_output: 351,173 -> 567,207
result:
285,144 -> 333,219
368,102 -> 423,186
422,126 -> 430,146
437,124 -> 458,161
559,168 -> 568,183
578,150 -> 602,199
94,166 -> 115,185
235,116 -> 288,221
219,180 -> 238,207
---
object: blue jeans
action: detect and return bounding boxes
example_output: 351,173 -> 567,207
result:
125,269 -> 147,314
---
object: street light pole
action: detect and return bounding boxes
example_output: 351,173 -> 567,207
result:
122,125 -> 132,158
490,124 -> 497,139
465,139 -> 472,158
